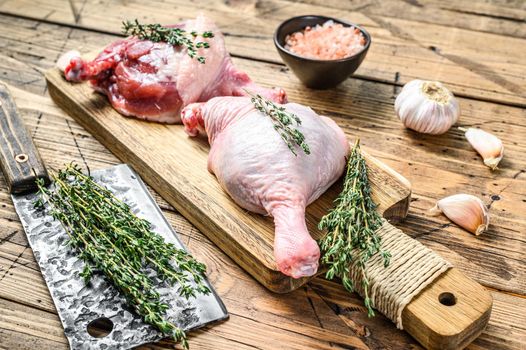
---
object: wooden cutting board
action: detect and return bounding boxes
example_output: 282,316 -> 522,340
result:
45,67 -> 412,292
46,67 -> 492,350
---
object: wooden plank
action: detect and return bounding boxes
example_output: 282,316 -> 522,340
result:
0,298 -> 67,350
0,15 -> 523,296
0,13 -> 524,349
288,0 -> 526,38
0,0 -> 525,105
426,0 -> 526,22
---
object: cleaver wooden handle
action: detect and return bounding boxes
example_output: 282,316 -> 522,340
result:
0,82 -> 49,194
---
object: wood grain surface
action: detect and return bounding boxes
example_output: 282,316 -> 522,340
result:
402,268 -> 492,350
0,2 -> 525,350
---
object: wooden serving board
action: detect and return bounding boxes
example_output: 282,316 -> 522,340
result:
46,67 -> 492,349
45,68 -> 412,293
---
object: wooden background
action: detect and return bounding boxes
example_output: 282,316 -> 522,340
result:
0,1 -> 524,349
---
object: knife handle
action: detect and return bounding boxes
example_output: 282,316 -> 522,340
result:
0,82 -> 49,194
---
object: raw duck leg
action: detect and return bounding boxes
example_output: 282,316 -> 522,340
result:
181,97 -> 349,278
56,15 -> 286,123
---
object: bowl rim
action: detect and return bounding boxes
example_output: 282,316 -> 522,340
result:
273,14 -> 372,63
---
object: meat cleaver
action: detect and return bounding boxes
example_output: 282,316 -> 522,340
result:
0,82 -> 228,349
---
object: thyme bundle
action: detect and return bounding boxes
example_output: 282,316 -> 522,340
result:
34,163 -> 210,349
247,91 -> 310,156
122,19 -> 214,63
318,140 -> 391,317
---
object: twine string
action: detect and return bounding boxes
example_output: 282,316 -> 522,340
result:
349,219 -> 452,329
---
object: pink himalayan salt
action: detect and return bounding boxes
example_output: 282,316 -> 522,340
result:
284,20 -> 366,60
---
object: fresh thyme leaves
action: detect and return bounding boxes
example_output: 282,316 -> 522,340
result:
34,163 -> 211,349
318,140 -> 391,317
122,19 -> 214,63
246,90 -> 310,156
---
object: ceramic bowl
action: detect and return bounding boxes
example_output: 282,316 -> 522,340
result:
274,15 -> 371,89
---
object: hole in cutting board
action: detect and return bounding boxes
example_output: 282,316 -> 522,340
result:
438,292 -> 456,306
87,317 -> 114,338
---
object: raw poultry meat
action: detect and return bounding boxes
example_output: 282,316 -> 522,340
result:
181,97 -> 349,278
56,15 -> 286,123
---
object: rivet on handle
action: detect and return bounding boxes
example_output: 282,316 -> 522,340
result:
15,153 -> 28,163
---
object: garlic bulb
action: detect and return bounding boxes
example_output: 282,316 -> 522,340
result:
462,127 -> 504,170
395,80 -> 460,134
429,194 -> 489,235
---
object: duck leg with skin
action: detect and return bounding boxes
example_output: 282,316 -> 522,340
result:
56,15 -> 286,123
181,96 -> 349,278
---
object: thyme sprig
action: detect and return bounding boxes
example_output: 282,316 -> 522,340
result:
318,140 -> 391,317
122,19 -> 214,63
246,91 -> 310,156
34,163 -> 211,349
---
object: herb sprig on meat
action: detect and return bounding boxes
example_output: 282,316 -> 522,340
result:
122,19 -> 214,63
247,91 -> 310,156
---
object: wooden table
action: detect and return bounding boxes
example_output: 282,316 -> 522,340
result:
0,1 -> 524,349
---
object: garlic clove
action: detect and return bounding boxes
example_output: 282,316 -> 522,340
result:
428,194 -> 489,235
395,80 -> 460,135
462,127 -> 504,170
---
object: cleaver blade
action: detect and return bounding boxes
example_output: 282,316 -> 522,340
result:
0,82 -> 228,349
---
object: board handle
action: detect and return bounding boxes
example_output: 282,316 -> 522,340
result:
395,223 -> 493,349
0,82 -> 49,194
